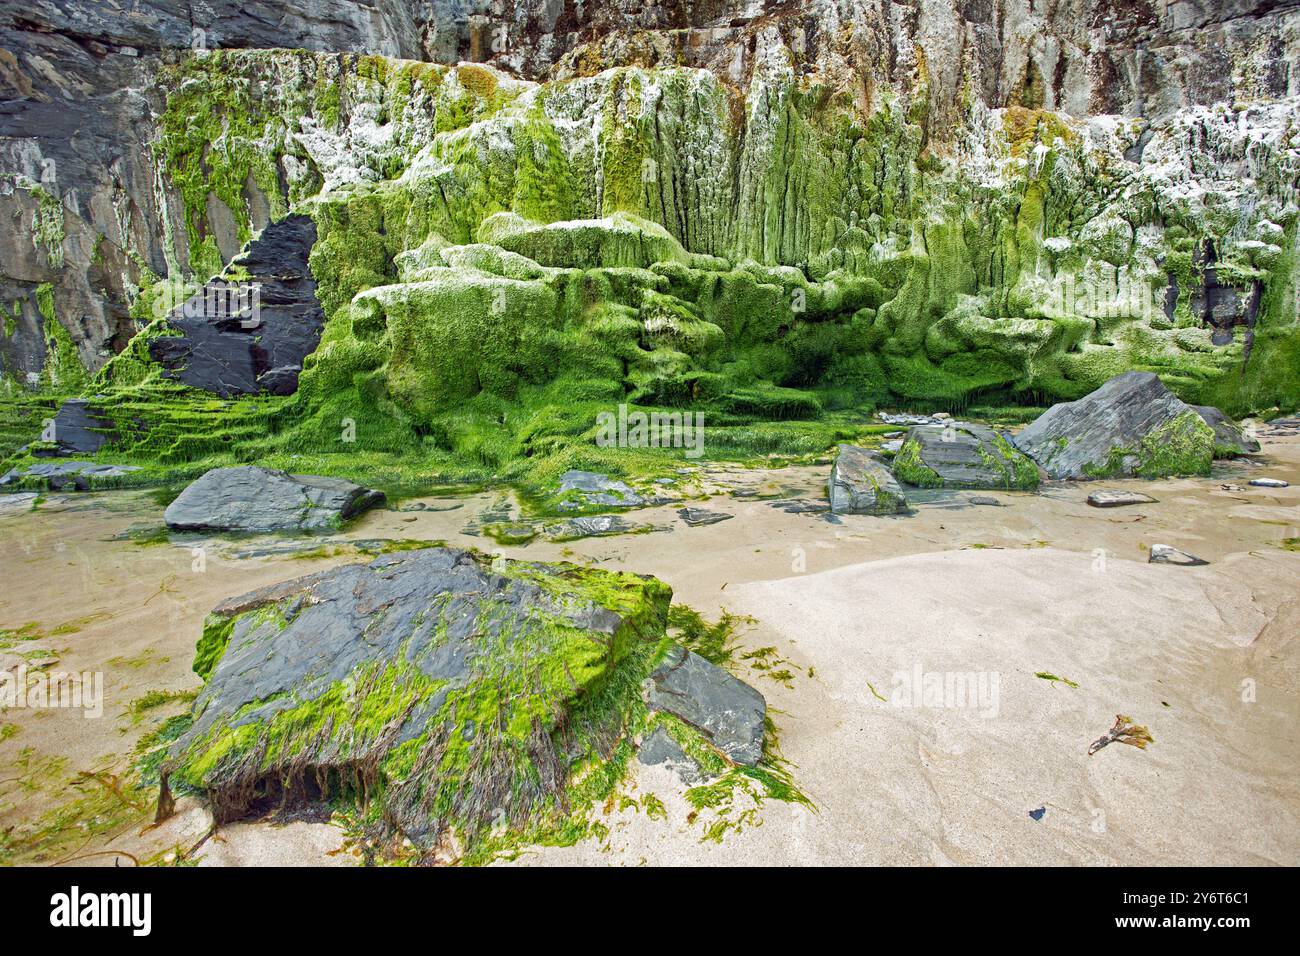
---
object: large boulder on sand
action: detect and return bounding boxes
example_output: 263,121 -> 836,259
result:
1012,371 -> 1215,480
893,423 -> 1039,490
163,466 -> 385,533
828,444 -> 909,514
158,547 -> 708,856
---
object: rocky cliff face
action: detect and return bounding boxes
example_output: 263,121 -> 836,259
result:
1,1 -> 1297,474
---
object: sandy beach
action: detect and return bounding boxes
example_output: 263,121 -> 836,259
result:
1,431 -> 1297,866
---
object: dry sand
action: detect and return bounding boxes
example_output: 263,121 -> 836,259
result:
2,431 -> 1297,866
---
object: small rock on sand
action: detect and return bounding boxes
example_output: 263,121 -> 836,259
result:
1249,478 -> 1290,488
828,444 -> 908,515
1087,489 -> 1158,508
1149,544 -> 1209,566
677,507 -> 733,527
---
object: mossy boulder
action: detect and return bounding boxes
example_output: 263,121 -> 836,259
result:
477,211 -> 689,269
828,443 -> 909,514
161,547 -> 677,857
1012,371 -> 1215,480
893,423 -> 1040,491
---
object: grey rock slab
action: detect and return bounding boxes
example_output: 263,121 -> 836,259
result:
644,645 -> 765,766
1193,405 -> 1261,455
1012,371 -> 1211,480
677,507 -> 734,527
1149,544 -> 1209,566
0,459 -> 140,490
637,725 -> 703,784
1086,489 -> 1158,508
557,470 -> 644,507
828,444 -> 908,514
896,423 -> 1037,490
164,466 -> 385,533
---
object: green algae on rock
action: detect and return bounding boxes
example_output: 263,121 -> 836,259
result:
892,422 -> 1040,491
161,546 -> 774,861
1013,371 -> 1215,480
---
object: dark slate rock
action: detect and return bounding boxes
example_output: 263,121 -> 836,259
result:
894,423 -> 1038,490
148,215 -> 325,398
163,547 -> 672,836
1193,405 -> 1260,455
1012,371 -> 1212,480
1086,489 -> 1158,508
637,725 -> 703,784
828,444 -> 908,514
1149,544 -> 1209,566
677,507 -> 733,527
163,466 -> 384,533
644,644 -> 765,766
32,399 -> 118,457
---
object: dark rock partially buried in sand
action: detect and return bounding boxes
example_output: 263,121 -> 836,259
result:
644,644 -> 766,766
1012,372 -> 1216,480
828,443 -> 908,515
163,466 -> 385,533
160,547 -> 675,852
1087,489 -> 1158,508
677,507 -> 733,527
637,725 -> 703,784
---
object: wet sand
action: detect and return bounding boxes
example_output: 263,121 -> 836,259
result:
2,430 -> 1297,865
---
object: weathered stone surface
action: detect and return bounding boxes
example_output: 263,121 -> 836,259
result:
637,725 -> 702,784
828,444 -> 908,515
1013,372 -> 1215,480
1087,490 -> 1158,508
543,515 -> 668,541
677,507 -> 733,527
34,399 -> 118,457
644,644 -> 765,766
0,459 -> 139,491
1149,544 -> 1209,566
893,424 -> 1039,490
1194,406 -> 1261,455
148,215 -> 325,397
0,492 -> 38,517
557,470 -> 644,508
163,466 -> 384,533
162,547 -> 673,844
